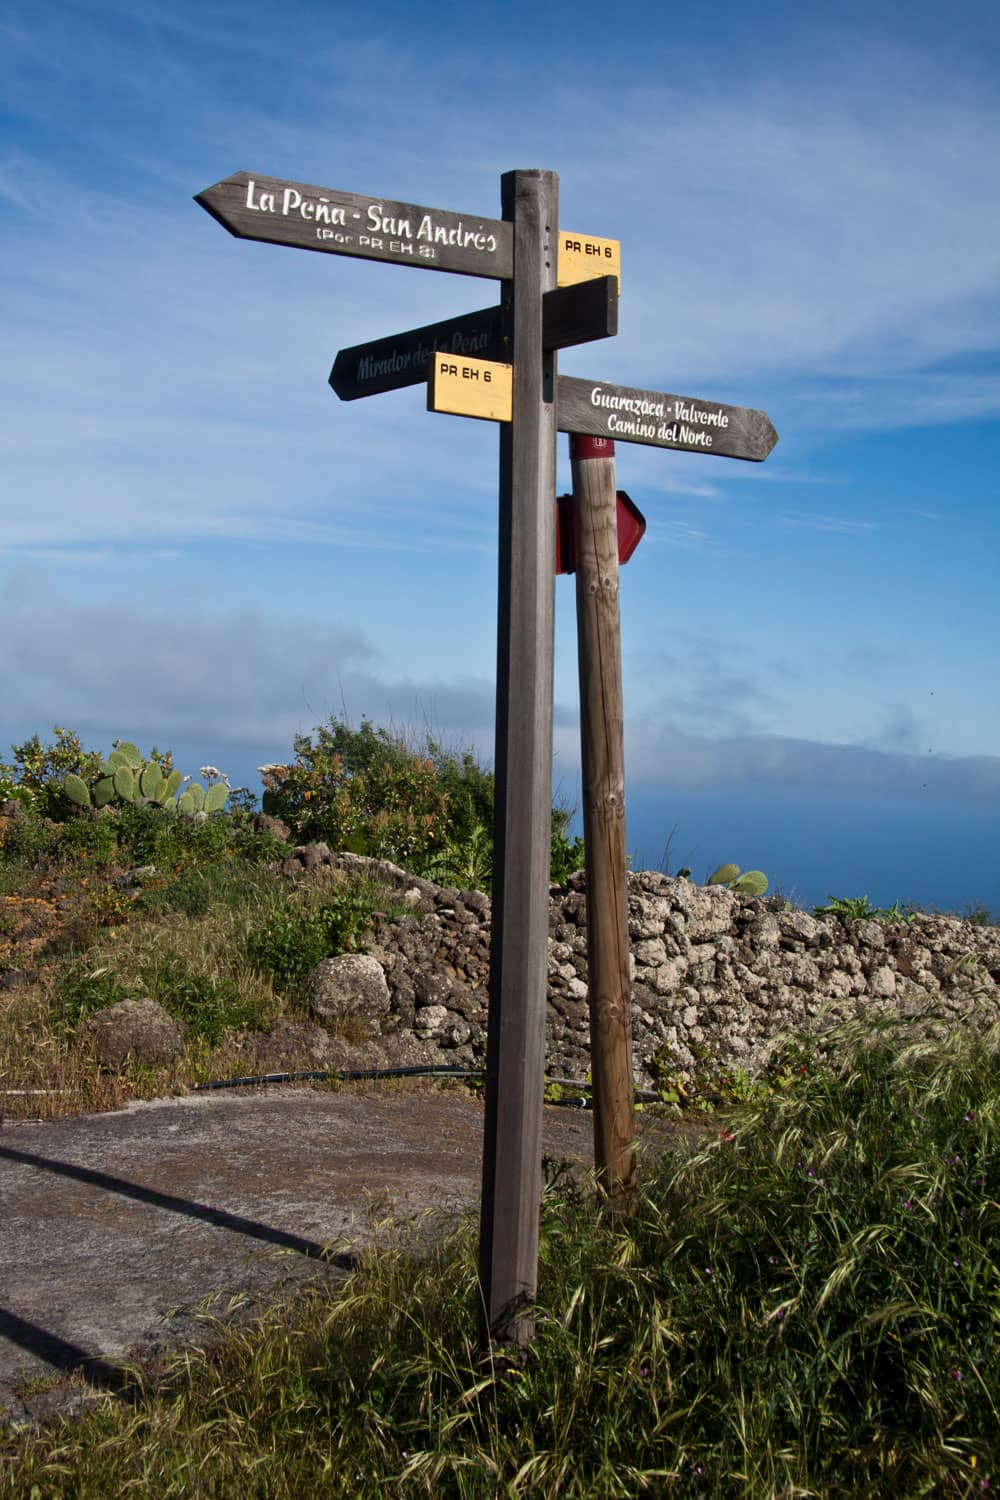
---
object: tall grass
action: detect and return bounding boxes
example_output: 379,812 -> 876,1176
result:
4,1015 -> 999,1496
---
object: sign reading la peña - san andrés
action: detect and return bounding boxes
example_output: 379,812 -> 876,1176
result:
196,171 -> 513,279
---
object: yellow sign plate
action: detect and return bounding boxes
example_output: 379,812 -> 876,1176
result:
557,231 -> 621,290
428,353 -> 512,423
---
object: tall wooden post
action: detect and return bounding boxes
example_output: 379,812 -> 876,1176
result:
570,434 -> 637,1212
478,170 -> 559,1348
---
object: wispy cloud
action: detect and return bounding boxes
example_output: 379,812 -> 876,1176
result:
776,511 -> 881,534
623,719 -> 1000,805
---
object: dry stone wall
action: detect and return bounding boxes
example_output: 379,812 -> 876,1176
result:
302,852 -> 1000,1087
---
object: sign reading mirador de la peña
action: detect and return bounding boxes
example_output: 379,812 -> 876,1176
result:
329,277 -> 618,402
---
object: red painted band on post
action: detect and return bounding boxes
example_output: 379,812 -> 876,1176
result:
569,434 -> 615,461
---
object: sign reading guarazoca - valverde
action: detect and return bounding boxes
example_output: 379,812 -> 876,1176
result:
557,376 -> 778,461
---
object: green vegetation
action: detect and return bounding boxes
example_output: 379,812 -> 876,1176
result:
814,894 -> 917,923
3,1017 -> 1000,1495
259,715 -> 584,890
0,722 -> 582,1119
3,724 -> 999,1493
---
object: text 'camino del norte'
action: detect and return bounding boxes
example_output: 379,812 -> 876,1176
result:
589,384 -> 730,447
243,179 -> 500,256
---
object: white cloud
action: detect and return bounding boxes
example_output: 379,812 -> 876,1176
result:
623,719 -> 1000,805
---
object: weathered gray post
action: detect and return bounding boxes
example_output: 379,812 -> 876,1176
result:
477,169 -> 559,1348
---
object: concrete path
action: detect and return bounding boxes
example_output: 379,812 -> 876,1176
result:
0,1083 -> 634,1426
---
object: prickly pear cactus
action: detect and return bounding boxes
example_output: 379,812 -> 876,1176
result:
732,869 -> 768,897
112,764 -> 135,800
205,783 -> 228,814
63,773 -> 91,808
93,776 -> 116,809
113,741 -> 143,769
705,863 -> 769,897
59,740 -> 230,817
140,763 -> 165,800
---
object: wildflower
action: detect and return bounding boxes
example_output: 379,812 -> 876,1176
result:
953,1258 -> 961,1267
951,1367 -> 963,1381
902,1200 -> 912,1211
200,766 -> 221,780
704,1267 -> 713,1276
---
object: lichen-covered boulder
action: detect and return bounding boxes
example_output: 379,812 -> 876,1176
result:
307,953 -> 391,1035
78,999 -> 185,1070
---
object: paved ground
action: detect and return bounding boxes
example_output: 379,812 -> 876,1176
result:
0,1082 -> 680,1426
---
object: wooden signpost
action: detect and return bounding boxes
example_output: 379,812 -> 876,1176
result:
569,434 -> 636,1212
196,163 -> 778,1350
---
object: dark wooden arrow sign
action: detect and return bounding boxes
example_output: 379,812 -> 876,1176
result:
330,277 -> 618,401
557,375 -> 778,461
195,171 -> 513,280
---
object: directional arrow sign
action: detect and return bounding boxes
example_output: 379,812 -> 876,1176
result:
195,171 -> 513,280
428,354 -> 513,423
557,376 -> 778,461
330,276 -> 618,401
427,365 -> 778,462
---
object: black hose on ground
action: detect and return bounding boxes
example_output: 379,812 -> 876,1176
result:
192,1064 -> 663,1108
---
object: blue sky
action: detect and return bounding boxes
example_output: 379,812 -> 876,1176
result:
2,0 -> 998,914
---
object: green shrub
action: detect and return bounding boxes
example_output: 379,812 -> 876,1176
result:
57,814 -> 121,866
260,717 -> 450,867
141,959 -> 272,1044
55,962 -> 128,1031
0,806 -> 60,870
260,716 -> 585,890
815,894 -> 916,922
3,727 -> 104,816
250,882 -> 379,995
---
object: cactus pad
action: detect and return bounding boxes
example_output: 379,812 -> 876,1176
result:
164,769 -> 183,801
177,790 -> 196,815
63,774 -> 91,808
114,741 -> 143,769
93,776 -> 116,808
140,764 -> 165,800
732,870 -> 769,897
113,764 -> 135,800
707,863 -> 741,887
204,783 -> 228,814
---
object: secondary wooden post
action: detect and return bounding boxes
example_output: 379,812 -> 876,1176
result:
570,434 -> 637,1212
477,169 -> 559,1349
